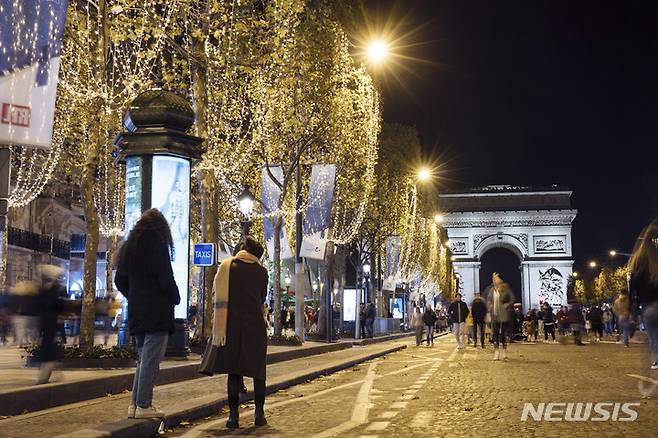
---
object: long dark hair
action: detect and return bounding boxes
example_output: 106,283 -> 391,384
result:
118,208 -> 174,273
629,217 -> 658,285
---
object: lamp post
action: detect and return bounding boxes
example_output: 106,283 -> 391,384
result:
238,185 -> 255,237
363,263 -> 371,303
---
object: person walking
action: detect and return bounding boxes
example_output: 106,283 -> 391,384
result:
556,306 -> 569,336
115,208 -> 180,419
198,236 -> 269,428
471,293 -> 487,349
422,306 -> 437,346
602,306 -> 613,337
448,294 -> 469,349
358,303 -> 366,339
35,265 -> 67,384
613,289 -> 633,347
629,218 -> 658,370
542,303 -> 556,342
568,300 -> 585,345
411,306 -> 424,347
487,273 -> 514,360
588,304 -> 604,342
366,301 -> 376,338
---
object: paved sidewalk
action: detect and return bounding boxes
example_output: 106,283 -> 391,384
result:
0,339 -> 409,438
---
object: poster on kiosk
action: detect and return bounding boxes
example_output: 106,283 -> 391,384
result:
124,155 -> 191,320
0,0 -> 68,148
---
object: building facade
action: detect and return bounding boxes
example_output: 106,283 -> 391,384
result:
440,186 -> 577,311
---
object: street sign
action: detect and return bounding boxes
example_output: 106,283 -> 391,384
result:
193,243 -> 215,266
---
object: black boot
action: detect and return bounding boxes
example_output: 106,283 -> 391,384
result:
226,405 -> 239,429
254,378 -> 267,427
227,375 -> 241,429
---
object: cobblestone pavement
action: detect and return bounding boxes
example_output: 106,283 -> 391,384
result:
167,335 -> 658,438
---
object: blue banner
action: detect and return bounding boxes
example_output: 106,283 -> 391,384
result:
300,164 -> 336,260
261,166 -> 293,260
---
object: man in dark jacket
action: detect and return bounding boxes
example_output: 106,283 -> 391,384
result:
542,303 -> 556,342
422,307 -> 438,346
587,304 -> 603,341
365,302 -> 376,338
448,294 -> 469,349
471,293 -> 487,348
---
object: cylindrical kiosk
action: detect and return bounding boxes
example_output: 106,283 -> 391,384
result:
114,90 -> 203,357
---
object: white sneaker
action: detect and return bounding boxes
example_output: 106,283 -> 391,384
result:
501,348 -> 508,361
651,362 -> 658,370
128,404 -> 136,418
493,348 -> 500,361
135,405 -> 165,419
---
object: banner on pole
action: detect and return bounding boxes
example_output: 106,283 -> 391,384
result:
383,235 -> 401,291
261,166 -> 293,260
300,164 -> 336,260
0,0 -> 68,148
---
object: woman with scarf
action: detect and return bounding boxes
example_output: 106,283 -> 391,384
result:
201,236 -> 268,429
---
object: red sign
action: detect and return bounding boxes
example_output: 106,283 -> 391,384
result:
1,103 -> 31,127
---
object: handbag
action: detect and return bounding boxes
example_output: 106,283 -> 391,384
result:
198,339 -> 218,376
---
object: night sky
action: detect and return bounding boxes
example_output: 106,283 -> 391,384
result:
361,0 -> 658,271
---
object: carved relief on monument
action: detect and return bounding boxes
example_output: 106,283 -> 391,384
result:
449,238 -> 468,255
533,235 -> 567,253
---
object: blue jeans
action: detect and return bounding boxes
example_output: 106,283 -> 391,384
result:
132,332 -> 168,408
643,303 -> 658,360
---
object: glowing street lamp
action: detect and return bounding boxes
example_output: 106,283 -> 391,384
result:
367,40 -> 389,65
609,250 -> 617,257
434,213 -> 444,224
417,167 -> 431,182
572,271 -> 579,278
589,261 -> 598,269
238,185 -> 255,236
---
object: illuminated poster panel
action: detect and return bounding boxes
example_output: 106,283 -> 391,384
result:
151,156 -> 190,319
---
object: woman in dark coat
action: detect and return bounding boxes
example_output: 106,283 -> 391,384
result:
36,265 -> 66,384
629,217 -> 658,370
207,236 -> 268,429
115,208 -> 180,419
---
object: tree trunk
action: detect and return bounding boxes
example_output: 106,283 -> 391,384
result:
273,217 -> 282,335
190,36 -> 215,342
105,235 -> 118,297
79,103 -> 102,348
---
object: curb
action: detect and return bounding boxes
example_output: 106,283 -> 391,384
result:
0,342 -> 352,416
352,332 -> 413,346
56,344 -> 407,438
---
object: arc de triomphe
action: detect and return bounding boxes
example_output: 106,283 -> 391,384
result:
440,186 -> 577,311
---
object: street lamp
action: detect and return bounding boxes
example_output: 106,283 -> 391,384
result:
609,249 -> 632,257
572,271 -> 579,278
367,40 -> 389,65
416,167 -> 431,182
609,250 -> 617,257
589,261 -> 598,269
238,185 -> 255,236
434,213 -> 444,224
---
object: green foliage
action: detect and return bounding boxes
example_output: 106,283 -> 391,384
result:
24,345 -> 138,360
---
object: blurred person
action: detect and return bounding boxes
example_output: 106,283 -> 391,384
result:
471,293 -> 487,349
465,309 -> 474,346
358,303 -> 366,338
448,294 -> 469,349
366,301 -> 376,338
35,265 -> 67,384
588,304 -> 603,342
96,296 -> 113,346
0,291 -> 10,345
542,303 -> 556,342
411,306 -> 424,347
613,289 -> 633,347
523,311 -> 535,343
199,236 -> 268,429
488,273 -> 514,360
422,306 -> 437,346
602,306 -> 613,336
11,280 -> 39,347
568,300 -> 585,345
115,208 -> 180,419
556,306 -> 569,336
629,218 -> 658,369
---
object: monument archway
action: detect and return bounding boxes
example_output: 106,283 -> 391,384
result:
440,186 -> 577,311
479,247 -> 522,304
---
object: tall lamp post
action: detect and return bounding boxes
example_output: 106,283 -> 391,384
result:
238,186 -> 255,236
